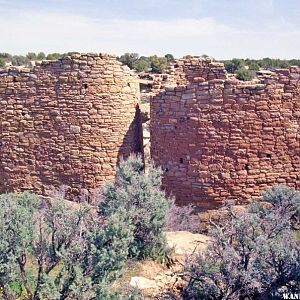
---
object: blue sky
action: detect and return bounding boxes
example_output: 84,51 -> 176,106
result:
0,0 -> 299,59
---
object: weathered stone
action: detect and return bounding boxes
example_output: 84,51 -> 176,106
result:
151,57 -> 300,209
70,125 -> 81,133
130,277 -> 158,290
166,231 -> 210,255
0,53 -> 143,198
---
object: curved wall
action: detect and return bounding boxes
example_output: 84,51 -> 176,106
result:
0,53 -> 142,196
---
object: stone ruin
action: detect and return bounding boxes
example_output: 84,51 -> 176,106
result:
0,53 -> 299,210
151,56 -> 300,210
0,53 -> 142,197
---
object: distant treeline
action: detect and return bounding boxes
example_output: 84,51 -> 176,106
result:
0,52 -> 80,67
117,53 -> 175,73
0,51 -> 174,73
222,57 -> 300,72
1,52 -> 299,79
118,54 -> 300,79
220,58 -> 300,81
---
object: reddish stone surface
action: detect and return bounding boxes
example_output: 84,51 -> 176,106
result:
0,53 -> 142,197
151,57 -> 300,210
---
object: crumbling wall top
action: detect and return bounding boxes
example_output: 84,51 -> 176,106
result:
152,56 -> 300,96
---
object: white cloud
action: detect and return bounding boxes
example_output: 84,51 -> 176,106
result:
0,10 -> 299,59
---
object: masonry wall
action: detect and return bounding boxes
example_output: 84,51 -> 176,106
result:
151,56 -> 227,93
0,53 -> 142,197
151,57 -> 300,210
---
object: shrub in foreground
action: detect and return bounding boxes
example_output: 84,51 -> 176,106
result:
167,203 -> 200,233
100,154 -> 172,260
0,155 -> 171,299
0,192 -> 134,300
184,185 -> 300,300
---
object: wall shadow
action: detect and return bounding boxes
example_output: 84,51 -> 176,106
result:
117,103 -> 144,165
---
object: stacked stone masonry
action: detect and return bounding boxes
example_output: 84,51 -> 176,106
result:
0,53 -> 142,197
151,56 -> 300,210
151,56 -> 227,93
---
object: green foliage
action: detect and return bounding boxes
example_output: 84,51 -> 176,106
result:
0,155 -> 171,299
0,57 -> 4,67
118,53 -> 139,69
0,192 -> 135,299
224,58 -> 245,73
261,184 -> 300,230
61,52 -> 80,58
1,51 -> 300,71
118,53 -> 173,73
26,52 -> 37,60
0,192 -> 38,298
248,61 -> 260,71
0,52 -> 72,66
11,55 -> 30,66
236,67 -> 253,81
223,57 -> 300,74
0,155 -> 170,300
0,53 -> 12,62
37,52 -> 46,60
100,154 -> 172,260
184,185 -> 300,300
149,55 -> 168,73
258,57 -> 292,69
201,54 -> 210,59
133,56 -> 151,72
164,54 -> 174,62
46,53 -> 62,60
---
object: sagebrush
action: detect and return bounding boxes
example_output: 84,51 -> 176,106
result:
184,185 -> 300,300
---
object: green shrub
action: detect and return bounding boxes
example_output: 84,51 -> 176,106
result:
184,185 -> 300,300
149,55 -> 168,73
224,58 -> 245,73
118,53 -> 139,70
248,62 -> 260,71
133,56 -> 151,72
236,67 -> 253,81
0,155 -> 172,299
0,192 -> 134,300
165,54 -> 174,62
100,154 -> 172,260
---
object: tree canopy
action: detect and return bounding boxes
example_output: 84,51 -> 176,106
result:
222,57 -> 300,74
117,53 -> 173,73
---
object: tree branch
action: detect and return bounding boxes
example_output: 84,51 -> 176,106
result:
17,252 -> 32,298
